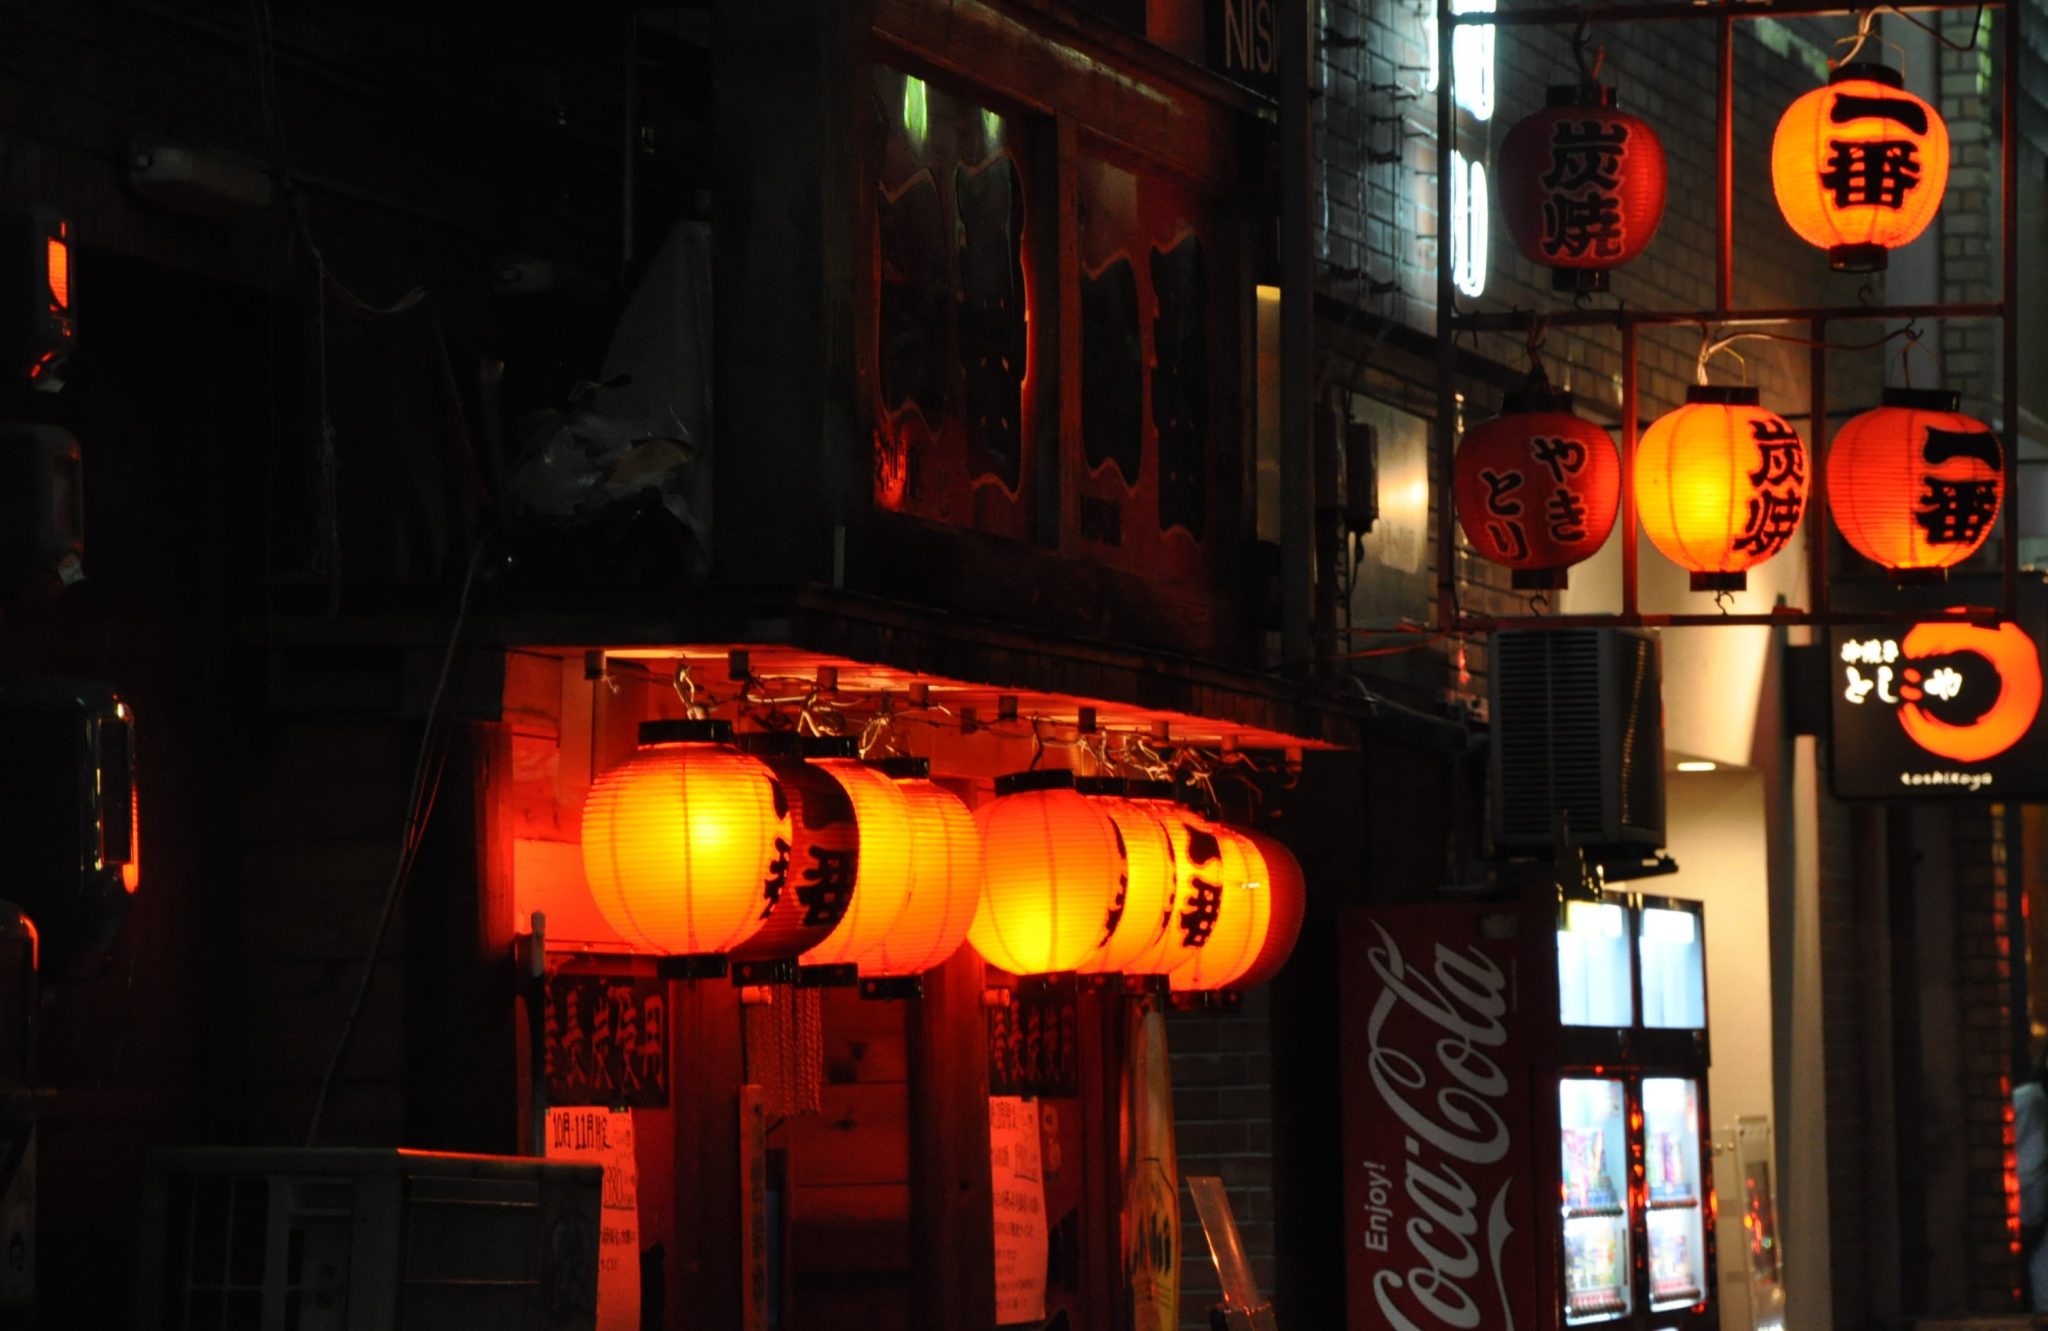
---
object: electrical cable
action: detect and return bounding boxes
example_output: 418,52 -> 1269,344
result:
304,541 -> 488,1147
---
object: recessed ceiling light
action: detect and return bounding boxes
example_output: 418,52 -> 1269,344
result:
1675,760 -> 1717,773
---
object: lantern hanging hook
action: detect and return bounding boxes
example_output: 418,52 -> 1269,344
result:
1528,591 -> 1551,616
1527,314 -> 1550,372
1714,589 -> 1735,614
1570,22 -> 1605,87
1899,321 -> 1928,385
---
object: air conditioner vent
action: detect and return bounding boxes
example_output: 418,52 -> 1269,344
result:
1489,629 -> 1665,853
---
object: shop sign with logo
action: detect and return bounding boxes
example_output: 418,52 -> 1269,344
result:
1828,613 -> 2048,799
1340,908 -> 1537,1331
1205,0 -> 1278,98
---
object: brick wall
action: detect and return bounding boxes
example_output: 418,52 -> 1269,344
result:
1168,988 -> 1277,1329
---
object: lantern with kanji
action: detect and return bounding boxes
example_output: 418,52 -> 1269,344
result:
1497,82 -> 1668,293
1453,372 -> 1622,588
1636,385 -> 1808,592
1167,822 -> 1268,993
1073,779 -> 1178,976
1828,388 -> 2003,579
728,733 -> 860,969
856,758 -> 983,994
1229,826 -> 1306,989
968,771 -> 1130,976
579,719 -> 788,959
798,740 -> 918,973
1772,63 -> 1948,272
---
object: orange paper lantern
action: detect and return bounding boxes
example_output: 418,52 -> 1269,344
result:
1073,779 -> 1178,975
1169,822 -> 1269,992
1230,827 -> 1306,989
1637,385 -> 1808,592
1496,81 -> 1668,293
1828,387 -> 2003,578
1453,374 -> 1622,588
1772,63 -> 1948,272
580,719 -> 788,957
858,758 -> 983,984
968,771 -> 1129,976
800,742 -> 917,970
729,733 -> 860,963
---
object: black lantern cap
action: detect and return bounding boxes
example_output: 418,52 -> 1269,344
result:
1880,386 -> 1961,412
798,735 -> 860,759
738,730 -> 801,756
1683,384 -> 1760,406
1073,776 -> 1128,797
872,756 -> 931,779
994,769 -> 1075,797
1830,61 -> 1905,89
639,718 -> 731,744
1545,81 -> 1619,108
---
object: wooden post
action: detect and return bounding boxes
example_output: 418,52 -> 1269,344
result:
910,947 -> 997,1330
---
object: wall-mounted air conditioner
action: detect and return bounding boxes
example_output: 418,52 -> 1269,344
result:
1489,628 -> 1666,854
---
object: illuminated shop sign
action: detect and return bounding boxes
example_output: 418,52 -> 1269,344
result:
1828,615 -> 2048,799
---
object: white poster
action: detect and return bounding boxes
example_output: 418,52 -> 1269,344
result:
547,1105 -> 641,1331
989,1094 -> 1048,1325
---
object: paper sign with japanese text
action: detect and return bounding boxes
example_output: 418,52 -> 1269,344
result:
546,1106 -> 640,1331
990,1094 -> 1049,1325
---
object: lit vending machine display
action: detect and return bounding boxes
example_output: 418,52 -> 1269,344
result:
1558,899 -> 1634,1029
1560,1078 -> 1633,1323
1638,901 -> 1706,1031
1643,1077 -> 1708,1312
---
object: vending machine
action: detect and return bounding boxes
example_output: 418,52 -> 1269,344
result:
1341,889 -> 1716,1331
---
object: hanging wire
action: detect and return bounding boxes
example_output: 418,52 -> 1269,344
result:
1697,322 -> 1923,384
1570,22 -> 1606,85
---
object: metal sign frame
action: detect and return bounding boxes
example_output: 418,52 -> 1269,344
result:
1433,0 -> 2021,631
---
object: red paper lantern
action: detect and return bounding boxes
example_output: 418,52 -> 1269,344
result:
1453,375 -> 1622,589
800,745 -> 918,969
1637,385 -> 1808,592
968,771 -> 1129,976
580,720 -> 788,957
1230,827 -> 1306,989
1073,779 -> 1178,975
728,733 -> 860,964
1496,82 -> 1668,293
858,758 -> 983,984
1168,822 -> 1267,993
1772,63 -> 1948,272
1828,387 -> 2003,579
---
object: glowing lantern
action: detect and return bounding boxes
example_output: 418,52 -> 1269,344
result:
728,733 -> 860,965
858,758 -> 983,986
968,771 -> 1129,976
1772,63 -> 1948,272
580,720 -> 787,957
1073,779 -> 1177,975
1167,823 -> 1269,993
1828,387 -> 2003,578
1453,372 -> 1622,588
800,740 -> 917,971
1637,386 -> 1807,592
1230,827 -> 1306,989
1496,81 -> 1668,293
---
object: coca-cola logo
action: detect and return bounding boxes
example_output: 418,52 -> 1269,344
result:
1360,918 -> 1520,1331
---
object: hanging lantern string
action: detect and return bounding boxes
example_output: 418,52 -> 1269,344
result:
1527,315 -> 1550,377
1570,22 -> 1606,87
1836,4 -> 1987,70
1695,321 -> 1924,385
595,657 -> 1304,786
1899,324 -> 1930,386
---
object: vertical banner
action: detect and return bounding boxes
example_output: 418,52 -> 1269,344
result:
547,1106 -> 642,1331
1340,907 -> 1536,1331
1122,1002 -> 1180,1331
989,1094 -> 1049,1325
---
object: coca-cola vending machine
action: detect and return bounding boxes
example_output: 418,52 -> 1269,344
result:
1341,890 -> 1715,1331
